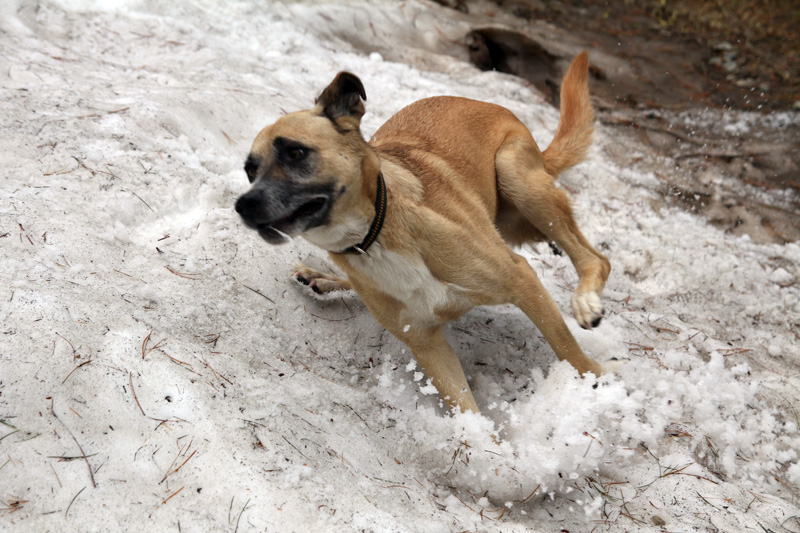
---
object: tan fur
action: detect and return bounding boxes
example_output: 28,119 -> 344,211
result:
240,52 -> 611,413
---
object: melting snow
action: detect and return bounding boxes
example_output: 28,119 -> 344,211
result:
1,1 -> 799,531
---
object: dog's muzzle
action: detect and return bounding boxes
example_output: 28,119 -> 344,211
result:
235,183 -> 334,245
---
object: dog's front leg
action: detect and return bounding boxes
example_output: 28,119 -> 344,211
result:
349,283 -> 479,413
401,325 -> 479,413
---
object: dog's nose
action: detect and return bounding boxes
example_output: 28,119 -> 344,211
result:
235,189 -> 262,219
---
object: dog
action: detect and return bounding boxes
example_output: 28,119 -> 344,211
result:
236,51 -> 611,413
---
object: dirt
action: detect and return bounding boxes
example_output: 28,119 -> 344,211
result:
435,0 -> 800,243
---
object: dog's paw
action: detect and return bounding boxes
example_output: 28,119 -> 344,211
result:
294,271 -> 321,294
571,290 -> 604,329
295,275 -> 343,294
293,263 -> 351,294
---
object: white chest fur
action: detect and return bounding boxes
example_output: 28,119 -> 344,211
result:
346,246 -> 470,325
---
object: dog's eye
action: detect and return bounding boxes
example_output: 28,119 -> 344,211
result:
244,158 -> 259,183
286,147 -> 306,162
273,138 -> 311,165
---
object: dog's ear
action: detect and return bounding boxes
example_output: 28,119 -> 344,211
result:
315,72 -> 366,127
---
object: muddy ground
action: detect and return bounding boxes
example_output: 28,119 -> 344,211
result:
436,0 -> 800,243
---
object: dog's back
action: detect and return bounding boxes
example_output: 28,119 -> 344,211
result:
368,51 -> 594,222
370,96 -> 517,220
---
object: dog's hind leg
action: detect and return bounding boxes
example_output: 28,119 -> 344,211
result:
293,263 -> 352,294
496,138 -> 610,329
507,252 -> 605,376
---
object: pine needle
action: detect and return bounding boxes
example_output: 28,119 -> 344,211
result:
65,486 -> 86,517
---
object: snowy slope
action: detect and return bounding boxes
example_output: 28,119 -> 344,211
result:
1,1 -> 799,531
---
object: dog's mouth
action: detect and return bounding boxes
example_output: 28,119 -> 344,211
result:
256,195 -> 331,244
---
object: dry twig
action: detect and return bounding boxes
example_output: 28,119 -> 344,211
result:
160,440 -> 197,484
129,372 -> 147,417
521,484 -> 541,504
158,486 -> 184,508
55,332 -> 77,360
50,399 -> 96,489
141,331 -> 165,359
165,266 -> 201,280
62,360 -> 92,384
243,284 -> 276,304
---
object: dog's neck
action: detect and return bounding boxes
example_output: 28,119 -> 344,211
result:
332,171 -> 387,256
301,170 -> 386,254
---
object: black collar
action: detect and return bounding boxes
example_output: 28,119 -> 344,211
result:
334,171 -> 387,256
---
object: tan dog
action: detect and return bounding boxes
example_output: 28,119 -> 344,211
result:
236,52 -> 611,413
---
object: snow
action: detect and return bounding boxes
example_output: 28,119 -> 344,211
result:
2,1 -> 799,531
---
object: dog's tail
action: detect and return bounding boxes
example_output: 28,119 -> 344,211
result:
542,51 -> 594,177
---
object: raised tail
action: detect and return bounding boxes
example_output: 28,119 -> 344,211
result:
542,51 -> 595,177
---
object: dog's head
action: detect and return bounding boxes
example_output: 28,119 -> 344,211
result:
235,72 -> 380,250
